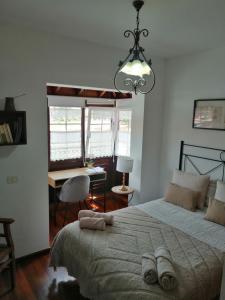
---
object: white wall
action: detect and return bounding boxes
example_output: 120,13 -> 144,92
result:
117,94 -> 145,205
0,23 -> 164,257
140,59 -> 165,202
160,46 -> 225,194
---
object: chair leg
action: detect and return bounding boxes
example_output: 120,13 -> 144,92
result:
10,258 -> 16,289
54,200 -> 59,226
104,190 -> 106,212
103,181 -> 106,212
63,204 -> 69,227
84,199 -> 89,209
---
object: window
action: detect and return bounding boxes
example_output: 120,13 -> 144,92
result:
86,108 -> 115,157
116,110 -> 132,156
48,105 -> 132,165
49,106 -> 82,161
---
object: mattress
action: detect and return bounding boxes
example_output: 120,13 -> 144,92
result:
50,201 -> 225,300
138,198 -> 225,252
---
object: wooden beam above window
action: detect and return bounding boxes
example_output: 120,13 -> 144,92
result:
47,85 -> 132,100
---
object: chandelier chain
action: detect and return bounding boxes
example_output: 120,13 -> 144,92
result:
136,10 -> 140,31
114,0 -> 155,94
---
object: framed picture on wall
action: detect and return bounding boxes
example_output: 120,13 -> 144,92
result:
193,99 -> 225,131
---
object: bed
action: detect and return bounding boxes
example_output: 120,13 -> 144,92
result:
50,142 -> 225,300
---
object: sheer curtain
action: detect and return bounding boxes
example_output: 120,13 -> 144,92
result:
85,108 -> 116,158
49,106 -> 82,161
49,106 -> 132,161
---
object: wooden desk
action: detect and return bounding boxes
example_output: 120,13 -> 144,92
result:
48,167 -> 107,217
48,167 -> 107,188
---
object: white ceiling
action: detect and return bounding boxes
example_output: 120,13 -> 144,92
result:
1,0 -> 225,58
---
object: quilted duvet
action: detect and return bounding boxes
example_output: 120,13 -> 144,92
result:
50,207 -> 224,300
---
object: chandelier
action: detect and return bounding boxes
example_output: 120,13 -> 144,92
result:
114,0 -> 155,95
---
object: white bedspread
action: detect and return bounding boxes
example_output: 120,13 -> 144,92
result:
137,199 -> 225,252
50,204 -> 224,300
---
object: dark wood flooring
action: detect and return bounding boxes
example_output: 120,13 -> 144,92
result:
0,192 -> 127,300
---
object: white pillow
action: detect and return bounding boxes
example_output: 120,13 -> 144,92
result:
215,181 -> 225,203
172,169 -> 210,209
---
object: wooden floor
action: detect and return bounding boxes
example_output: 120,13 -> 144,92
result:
49,191 -> 127,243
0,192 -> 127,300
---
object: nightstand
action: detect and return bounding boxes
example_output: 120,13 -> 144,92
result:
111,186 -> 134,204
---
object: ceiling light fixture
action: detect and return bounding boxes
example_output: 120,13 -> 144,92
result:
114,0 -> 155,95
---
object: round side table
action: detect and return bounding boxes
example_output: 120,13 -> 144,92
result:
111,186 -> 134,204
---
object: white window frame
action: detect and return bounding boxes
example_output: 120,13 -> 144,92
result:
85,107 -> 116,158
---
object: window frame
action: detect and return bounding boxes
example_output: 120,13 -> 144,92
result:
48,107 -> 84,171
115,108 -> 132,157
85,107 -> 116,159
48,106 -> 132,171
48,107 -> 114,171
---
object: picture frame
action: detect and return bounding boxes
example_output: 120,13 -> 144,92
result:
193,99 -> 225,131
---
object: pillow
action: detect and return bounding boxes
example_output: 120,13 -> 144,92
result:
165,183 -> 199,211
214,181 -> 225,203
205,198 -> 225,226
205,180 -> 217,206
172,170 -> 210,209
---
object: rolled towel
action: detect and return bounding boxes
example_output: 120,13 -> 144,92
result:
142,253 -> 158,284
78,210 -> 114,225
155,246 -> 178,290
94,212 -> 114,225
79,217 -> 106,231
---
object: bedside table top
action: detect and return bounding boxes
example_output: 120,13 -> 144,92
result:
111,185 -> 134,195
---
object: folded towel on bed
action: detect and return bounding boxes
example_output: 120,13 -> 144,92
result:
142,253 -> 158,284
155,246 -> 178,291
78,210 -> 114,225
79,217 -> 106,231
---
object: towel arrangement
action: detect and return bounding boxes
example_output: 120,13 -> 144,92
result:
141,253 -> 157,284
79,217 -> 106,231
78,210 -> 114,230
142,246 -> 178,291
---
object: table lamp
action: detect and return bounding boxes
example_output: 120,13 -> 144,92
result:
116,156 -> 133,192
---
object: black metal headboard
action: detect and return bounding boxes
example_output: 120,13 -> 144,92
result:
179,141 -> 225,181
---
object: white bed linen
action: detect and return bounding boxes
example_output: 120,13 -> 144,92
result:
137,198 -> 225,252
50,199 -> 225,300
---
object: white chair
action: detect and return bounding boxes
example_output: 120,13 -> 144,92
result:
58,175 -> 90,226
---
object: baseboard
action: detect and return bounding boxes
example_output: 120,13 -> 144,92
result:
16,248 -> 50,264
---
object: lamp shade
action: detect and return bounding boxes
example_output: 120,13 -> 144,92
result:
120,60 -> 151,78
116,157 -> 133,173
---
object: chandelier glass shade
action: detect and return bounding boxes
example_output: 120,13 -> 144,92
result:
114,0 -> 155,95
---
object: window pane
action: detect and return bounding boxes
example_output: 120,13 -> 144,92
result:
67,124 -> 81,131
86,108 -> 114,157
50,107 -> 66,124
90,124 -> 102,132
116,110 -> 132,156
102,124 -> 111,131
50,124 -> 66,132
49,106 -> 82,161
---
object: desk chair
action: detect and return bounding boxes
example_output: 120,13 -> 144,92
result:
0,218 -> 16,295
59,175 -> 90,226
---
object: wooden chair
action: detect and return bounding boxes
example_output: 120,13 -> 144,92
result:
0,218 -> 16,293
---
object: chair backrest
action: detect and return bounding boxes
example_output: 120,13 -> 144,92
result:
59,175 -> 90,203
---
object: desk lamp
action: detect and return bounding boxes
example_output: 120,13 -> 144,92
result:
116,156 -> 133,192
